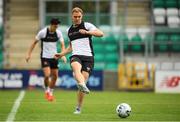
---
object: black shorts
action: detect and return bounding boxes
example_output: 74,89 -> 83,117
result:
41,58 -> 58,69
70,55 -> 94,74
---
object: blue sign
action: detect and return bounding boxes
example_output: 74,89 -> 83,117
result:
0,70 -> 103,90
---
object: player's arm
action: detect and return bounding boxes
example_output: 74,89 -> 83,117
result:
26,39 -> 38,62
79,28 -> 104,37
54,42 -> 72,59
59,37 -> 67,63
79,23 -> 104,37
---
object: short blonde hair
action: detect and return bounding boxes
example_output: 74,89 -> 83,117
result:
72,7 -> 83,14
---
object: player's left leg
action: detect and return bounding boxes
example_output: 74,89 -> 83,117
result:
74,71 -> 89,114
42,67 -> 51,99
48,68 -> 58,101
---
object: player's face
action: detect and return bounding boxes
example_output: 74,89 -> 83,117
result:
50,24 -> 58,32
72,11 -> 82,25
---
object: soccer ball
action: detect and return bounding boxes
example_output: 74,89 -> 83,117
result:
116,103 -> 131,118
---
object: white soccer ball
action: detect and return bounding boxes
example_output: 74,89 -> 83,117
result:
116,103 -> 131,118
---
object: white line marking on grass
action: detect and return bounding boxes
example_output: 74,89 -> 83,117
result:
6,90 -> 25,122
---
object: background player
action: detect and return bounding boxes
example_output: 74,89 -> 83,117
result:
26,18 -> 67,101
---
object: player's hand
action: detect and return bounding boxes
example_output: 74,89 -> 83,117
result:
25,55 -> 31,63
79,29 -> 88,35
54,53 -> 63,60
61,56 -> 67,63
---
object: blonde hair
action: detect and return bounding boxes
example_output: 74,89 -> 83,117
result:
72,7 -> 83,14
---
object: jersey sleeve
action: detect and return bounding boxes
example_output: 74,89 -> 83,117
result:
35,28 -> 46,41
84,22 -> 97,31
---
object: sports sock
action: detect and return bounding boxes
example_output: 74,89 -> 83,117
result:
78,82 -> 86,86
45,87 -> 50,93
76,106 -> 81,111
49,88 -> 54,96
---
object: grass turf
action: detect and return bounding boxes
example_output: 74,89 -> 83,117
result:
0,90 -> 180,121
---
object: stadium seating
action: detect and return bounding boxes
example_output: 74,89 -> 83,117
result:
170,34 -> 180,52
167,16 -> 180,28
105,63 -> 118,70
104,44 -> 118,52
93,43 -> 104,53
152,0 -> 180,54
105,53 -> 119,63
120,27 -> 150,53
94,53 -> 104,62
90,33 -> 119,70
153,0 -> 165,8
165,0 -> 178,8
153,8 -> 166,25
154,33 -> 169,52
5,0 -> 180,71
130,34 -> 143,52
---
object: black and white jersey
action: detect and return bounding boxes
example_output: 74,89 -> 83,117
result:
36,27 -> 64,59
68,22 -> 97,56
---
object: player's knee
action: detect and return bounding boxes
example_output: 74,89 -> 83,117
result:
44,76 -> 50,80
52,75 -> 58,81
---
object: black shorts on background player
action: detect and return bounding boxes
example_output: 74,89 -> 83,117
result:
41,58 -> 58,69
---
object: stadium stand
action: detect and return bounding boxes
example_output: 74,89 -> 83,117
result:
126,1 -> 150,27
152,0 -> 180,55
4,0 -> 39,69
2,0 -> 179,73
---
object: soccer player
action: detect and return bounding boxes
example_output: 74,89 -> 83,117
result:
26,18 -> 67,102
54,7 -> 104,114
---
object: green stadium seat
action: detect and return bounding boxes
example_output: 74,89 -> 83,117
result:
94,62 -> 105,70
170,34 -> 180,42
103,34 -> 117,43
156,33 -> 169,41
105,63 -> 118,70
94,44 -> 104,53
153,0 -> 165,8
166,0 -> 178,8
170,34 -> 180,52
94,53 -> 104,62
93,36 -> 103,42
155,33 -> 169,52
131,35 -> 143,52
104,53 -> 119,63
105,44 -> 118,52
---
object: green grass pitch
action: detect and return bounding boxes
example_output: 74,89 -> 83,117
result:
0,90 -> 180,121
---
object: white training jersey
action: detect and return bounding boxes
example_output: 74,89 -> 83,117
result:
35,26 -> 64,58
68,22 -> 97,56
